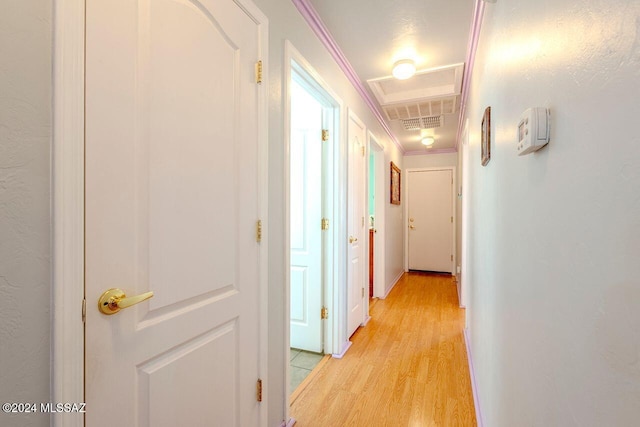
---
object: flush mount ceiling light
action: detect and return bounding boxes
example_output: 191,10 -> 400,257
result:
392,59 -> 416,80
421,137 -> 435,146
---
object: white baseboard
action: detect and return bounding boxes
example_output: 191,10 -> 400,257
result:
457,278 -> 465,308
464,328 -> 483,427
331,340 -> 352,359
382,271 -> 404,299
362,315 -> 372,327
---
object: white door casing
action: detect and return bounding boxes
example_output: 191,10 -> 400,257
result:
407,169 -> 454,273
289,78 -> 323,353
85,0 -> 267,425
284,41 -> 345,384
347,111 -> 366,337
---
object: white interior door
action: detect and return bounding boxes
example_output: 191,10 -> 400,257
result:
347,112 -> 366,337
290,79 -> 323,353
85,0 -> 266,425
408,170 -> 454,273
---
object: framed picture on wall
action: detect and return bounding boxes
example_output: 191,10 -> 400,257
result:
390,161 -> 401,205
481,106 -> 491,166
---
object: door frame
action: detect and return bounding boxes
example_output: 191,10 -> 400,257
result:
52,2 -> 269,425
403,167 -> 457,274
283,40 -> 345,400
367,132 -> 386,299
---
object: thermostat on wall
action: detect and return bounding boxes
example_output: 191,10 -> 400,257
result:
517,107 -> 550,156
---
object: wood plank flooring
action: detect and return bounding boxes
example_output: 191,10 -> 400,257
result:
290,272 -> 476,427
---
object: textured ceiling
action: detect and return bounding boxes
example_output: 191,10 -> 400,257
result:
308,0 -> 475,152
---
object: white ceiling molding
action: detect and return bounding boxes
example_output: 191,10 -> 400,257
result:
367,63 -> 464,106
456,0 -> 487,149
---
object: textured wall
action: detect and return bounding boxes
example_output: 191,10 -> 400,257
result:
0,1 -> 51,427
464,0 -> 640,425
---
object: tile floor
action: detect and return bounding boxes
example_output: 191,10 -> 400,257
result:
290,349 -> 324,393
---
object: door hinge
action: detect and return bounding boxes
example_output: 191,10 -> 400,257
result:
256,220 -> 262,242
451,216 -> 453,223
361,146 -> 365,156
82,298 -> 86,324
321,306 -> 328,319
451,255 -> 453,261
362,216 -> 365,227
322,129 -> 329,141
321,218 -> 329,230
255,60 -> 263,84
256,379 -> 263,402
361,288 -> 365,298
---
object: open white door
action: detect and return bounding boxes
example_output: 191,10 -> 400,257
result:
347,111 -> 366,337
85,0 -> 267,425
407,169 -> 454,273
290,79 -> 323,353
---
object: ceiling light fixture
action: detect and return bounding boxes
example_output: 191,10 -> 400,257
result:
392,59 -> 416,80
421,137 -> 435,146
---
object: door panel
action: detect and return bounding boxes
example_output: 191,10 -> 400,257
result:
85,0 -> 264,425
347,113 -> 366,337
408,170 -> 453,273
289,80 -> 323,353
137,322 -> 238,426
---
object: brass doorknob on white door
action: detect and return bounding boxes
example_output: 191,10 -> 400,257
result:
98,288 -> 154,315
349,236 -> 358,244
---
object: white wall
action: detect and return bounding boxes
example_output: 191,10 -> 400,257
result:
463,1 -> 640,425
383,150 -> 405,295
251,0 -> 404,424
403,152 -> 457,169
0,1 -> 51,425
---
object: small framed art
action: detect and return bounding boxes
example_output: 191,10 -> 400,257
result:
481,106 -> 491,166
390,161 -> 401,205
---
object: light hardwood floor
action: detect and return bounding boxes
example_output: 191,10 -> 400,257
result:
290,272 -> 476,426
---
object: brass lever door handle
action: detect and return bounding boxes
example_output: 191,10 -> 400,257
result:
349,236 -> 358,244
409,225 -> 415,229
98,288 -> 154,315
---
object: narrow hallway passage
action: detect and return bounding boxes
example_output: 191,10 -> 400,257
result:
291,272 -> 476,426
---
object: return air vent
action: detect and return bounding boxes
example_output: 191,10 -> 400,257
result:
400,115 -> 443,131
382,97 -> 457,122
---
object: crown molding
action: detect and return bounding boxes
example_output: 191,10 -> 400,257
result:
456,0 -> 486,149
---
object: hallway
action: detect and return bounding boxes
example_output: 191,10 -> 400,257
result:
291,272 -> 476,426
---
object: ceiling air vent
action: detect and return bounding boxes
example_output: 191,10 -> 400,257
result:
382,97 -> 457,122
400,115 -> 443,131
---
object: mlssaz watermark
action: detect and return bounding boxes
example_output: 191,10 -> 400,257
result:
2,402 -> 86,413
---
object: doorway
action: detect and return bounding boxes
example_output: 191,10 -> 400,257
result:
285,42 -> 342,399
405,168 -> 456,274
289,76 -> 324,353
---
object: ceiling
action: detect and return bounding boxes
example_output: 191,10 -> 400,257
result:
307,0 -> 475,153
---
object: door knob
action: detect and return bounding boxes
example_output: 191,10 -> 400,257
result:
98,288 -> 154,315
409,225 -> 415,229
349,236 -> 358,244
